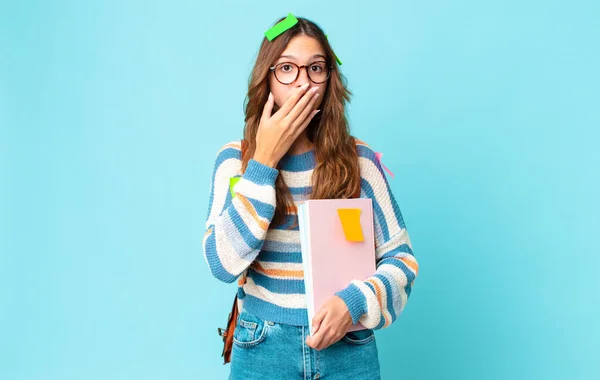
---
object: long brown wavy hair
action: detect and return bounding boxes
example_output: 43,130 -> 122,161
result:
241,16 -> 361,228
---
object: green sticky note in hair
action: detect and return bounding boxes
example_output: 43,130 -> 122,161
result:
229,177 -> 241,198
334,54 -> 342,66
265,13 -> 299,41
325,34 -> 342,66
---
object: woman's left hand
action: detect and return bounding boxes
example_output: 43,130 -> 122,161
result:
305,295 -> 353,351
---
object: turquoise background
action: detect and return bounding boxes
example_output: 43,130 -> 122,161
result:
2,0 -> 599,379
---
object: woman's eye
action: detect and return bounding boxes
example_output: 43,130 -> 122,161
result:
281,64 -> 293,72
310,65 -> 323,72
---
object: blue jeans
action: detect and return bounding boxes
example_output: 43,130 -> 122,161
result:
229,308 -> 381,380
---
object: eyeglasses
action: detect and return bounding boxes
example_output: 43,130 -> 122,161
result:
269,61 -> 333,85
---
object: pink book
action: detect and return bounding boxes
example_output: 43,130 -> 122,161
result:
297,198 -> 376,336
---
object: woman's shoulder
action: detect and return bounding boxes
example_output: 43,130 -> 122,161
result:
214,139 -> 243,160
352,136 -> 378,161
211,139 -> 243,174
351,136 -> 387,181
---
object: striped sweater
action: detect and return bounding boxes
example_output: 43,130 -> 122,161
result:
202,138 -> 419,329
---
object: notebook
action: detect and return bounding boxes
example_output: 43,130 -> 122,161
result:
297,198 -> 376,336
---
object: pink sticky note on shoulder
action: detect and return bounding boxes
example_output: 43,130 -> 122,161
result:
375,152 -> 395,178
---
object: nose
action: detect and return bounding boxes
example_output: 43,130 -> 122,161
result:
295,66 -> 310,88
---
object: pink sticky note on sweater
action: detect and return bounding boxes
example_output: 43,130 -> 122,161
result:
298,198 -> 376,335
375,152 -> 395,178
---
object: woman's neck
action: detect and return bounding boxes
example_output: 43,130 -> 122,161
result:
287,132 -> 314,156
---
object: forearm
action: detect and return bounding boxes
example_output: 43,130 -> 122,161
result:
203,159 -> 279,283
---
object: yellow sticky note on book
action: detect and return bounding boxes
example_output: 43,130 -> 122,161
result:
229,177 -> 241,198
337,208 -> 364,242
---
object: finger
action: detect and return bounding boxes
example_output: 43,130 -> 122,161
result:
306,335 -> 318,349
318,336 -> 333,351
290,89 -> 320,130
317,332 -> 337,351
311,307 -> 327,335
322,329 -> 344,351
308,328 -> 325,350
285,87 -> 319,124
261,92 -> 274,123
311,311 -> 334,350
273,83 -> 309,119
305,335 -> 312,347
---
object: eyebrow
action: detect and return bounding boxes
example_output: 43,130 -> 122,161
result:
278,54 -> 326,61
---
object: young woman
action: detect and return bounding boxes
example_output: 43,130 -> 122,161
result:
203,15 -> 419,380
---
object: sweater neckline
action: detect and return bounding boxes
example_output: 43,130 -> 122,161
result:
278,148 -> 316,171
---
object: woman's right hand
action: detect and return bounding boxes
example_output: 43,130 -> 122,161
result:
253,83 -> 321,168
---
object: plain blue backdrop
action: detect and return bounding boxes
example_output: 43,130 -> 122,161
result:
1,0 -> 599,379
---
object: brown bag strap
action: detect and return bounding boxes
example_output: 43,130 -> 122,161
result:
218,293 -> 239,364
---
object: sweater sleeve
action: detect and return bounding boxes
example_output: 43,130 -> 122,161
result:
334,143 -> 419,330
202,141 -> 279,283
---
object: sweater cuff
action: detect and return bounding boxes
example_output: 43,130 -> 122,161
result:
335,283 -> 368,325
243,159 -> 279,186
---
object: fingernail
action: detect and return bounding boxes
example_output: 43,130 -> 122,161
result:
302,83 -> 309,89
315,109 -> 321,114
